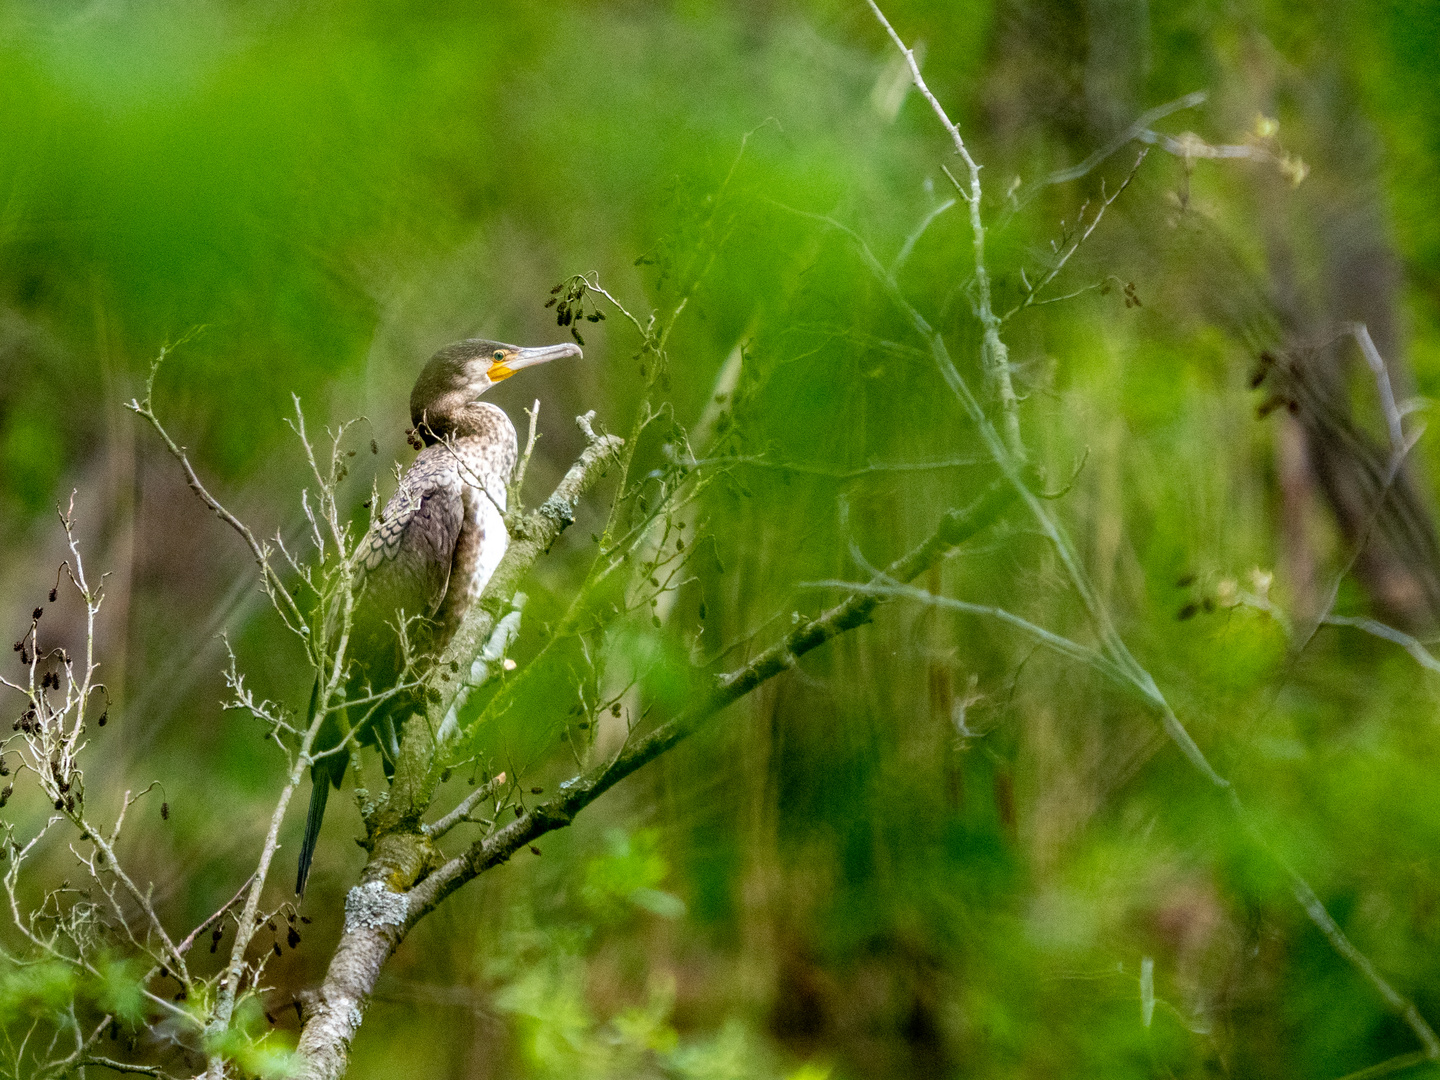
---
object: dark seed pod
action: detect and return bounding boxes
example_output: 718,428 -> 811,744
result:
266,1012 -> 276,1025
161,801 -> 170,821
578,721 -> 590,730
48,588 -> 56,603
550,282 -> 563,294
531,786 -> 543,795
212,927 -> 224,941
272,942 -> 282,958
98,711 -> 107,727
300,916 -> 312,924
32,608 -> 42,621
12,642 -> 20,652
441,768 -> 452,783
514,805 -> 523,818
611,702 -> 622,716
1176,603 -> 1199,621
530,845 -> 541,856
267,918 -> 277,932
0,784 -> 11,807
287,926 -> 301,948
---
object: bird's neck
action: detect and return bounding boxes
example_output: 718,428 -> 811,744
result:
412,399 -> 508,445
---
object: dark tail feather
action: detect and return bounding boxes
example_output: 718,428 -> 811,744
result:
296,677 -> 329,897
296,772 -> 328,896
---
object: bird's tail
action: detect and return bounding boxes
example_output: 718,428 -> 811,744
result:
295,770 -> 329,896
296,675 -> 341,897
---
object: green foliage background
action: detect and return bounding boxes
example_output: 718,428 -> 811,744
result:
2,0 -> 1440,1077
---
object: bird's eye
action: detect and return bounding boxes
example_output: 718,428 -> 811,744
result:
493,350 -> 505,362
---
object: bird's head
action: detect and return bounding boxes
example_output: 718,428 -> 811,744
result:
410,338 -> 582,443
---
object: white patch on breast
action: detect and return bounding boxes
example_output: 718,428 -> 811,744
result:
468,477 -> 508,599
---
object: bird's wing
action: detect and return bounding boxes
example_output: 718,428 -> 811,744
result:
353,449 -> 468,634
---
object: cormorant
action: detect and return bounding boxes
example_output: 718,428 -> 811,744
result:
295,337 -> 582,895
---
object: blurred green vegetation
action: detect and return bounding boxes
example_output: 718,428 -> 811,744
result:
3,0 -> 1440,1077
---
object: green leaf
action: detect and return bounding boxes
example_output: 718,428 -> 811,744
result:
0,961 -> 77,1024
90,957 -> 147,1027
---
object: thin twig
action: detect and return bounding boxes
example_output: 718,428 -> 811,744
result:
1001,149 -> 1147,321
864,0 -> 1025,461
423,773 -> 508,839
127,357 -> 306,635
175,874 -> 256,957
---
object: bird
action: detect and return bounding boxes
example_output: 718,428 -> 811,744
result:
295,337 -> 582,895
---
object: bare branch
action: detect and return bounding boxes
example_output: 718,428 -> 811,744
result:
865,0 -> 1024,460
128,354 -> 307,635
422,772 -> 507,839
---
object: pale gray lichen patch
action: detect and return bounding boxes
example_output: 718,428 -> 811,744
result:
344,880 -> 410,933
